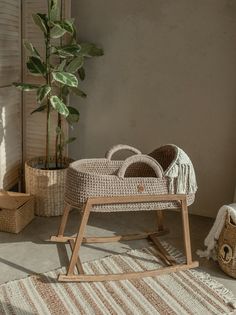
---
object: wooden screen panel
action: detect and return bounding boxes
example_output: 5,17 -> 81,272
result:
0,0 -> 21,189
0,87 -> 21,189
22,0 -> 70,160
0,0 -> 21,86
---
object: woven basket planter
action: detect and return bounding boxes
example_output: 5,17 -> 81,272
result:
218,215 -> 236,278
25,157 -> 73,217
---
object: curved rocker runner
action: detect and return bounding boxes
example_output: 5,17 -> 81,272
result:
51,194 -> 199,282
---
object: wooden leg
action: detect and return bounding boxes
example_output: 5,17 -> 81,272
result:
57,204 -> 71,237
181,197 -> 193,265
156,210 -> 164,231
68,239 -> 84,275
51,230 -> 169,243
66,202 -> 91,275
53,194 -> 198,282
50,204 -> 71,242
149,233 -> 177,266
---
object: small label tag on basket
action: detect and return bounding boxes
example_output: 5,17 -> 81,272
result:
137,184 -> 145,193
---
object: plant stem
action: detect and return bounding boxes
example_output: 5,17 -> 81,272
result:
55,0 -> 64,169
45,42 -> 51,169
59,120 -> 62,168
55,120 -> 58,168
45,0 -> 51,169
55,112 -> 62,168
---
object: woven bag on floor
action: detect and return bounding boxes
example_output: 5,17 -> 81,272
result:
218,214 -> 236,278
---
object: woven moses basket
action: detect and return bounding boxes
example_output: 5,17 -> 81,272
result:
218,214 -> 236,278
65,144 -> 197,212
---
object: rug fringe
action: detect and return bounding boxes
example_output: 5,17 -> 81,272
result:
159,240 -> 236,310
190,269 -> 236,310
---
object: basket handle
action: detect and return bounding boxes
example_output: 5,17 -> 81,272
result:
105,144 -> 141,160
118,154 -> 163,179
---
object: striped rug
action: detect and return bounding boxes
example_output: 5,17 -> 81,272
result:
0,241 -> 235,315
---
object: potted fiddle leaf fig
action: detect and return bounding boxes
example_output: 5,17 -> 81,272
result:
13,0 -> 103,216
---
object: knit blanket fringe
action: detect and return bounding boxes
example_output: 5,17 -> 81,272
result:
165,145 -> 197,195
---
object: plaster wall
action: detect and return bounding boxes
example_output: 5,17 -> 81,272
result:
70,0 -> 236,217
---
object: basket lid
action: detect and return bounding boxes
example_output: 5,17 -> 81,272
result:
0,191 -> 33,210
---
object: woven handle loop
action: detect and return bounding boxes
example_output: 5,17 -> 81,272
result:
105,144 -> 141,160
118,154 -> 163,179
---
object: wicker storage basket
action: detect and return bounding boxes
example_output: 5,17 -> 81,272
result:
65,145 -> 197,212
25,156 -> 73,217
218,214 -> 236,278
0,191 -> 34,233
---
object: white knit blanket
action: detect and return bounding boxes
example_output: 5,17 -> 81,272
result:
197,203 -> 236,260
165,145 -> 197,195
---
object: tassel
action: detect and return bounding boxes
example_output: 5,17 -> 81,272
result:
167,164 -> 178,193
165,146 -> 197,195
168,178 -> 175,194
176,164 -> 188,193
188,161 -> 198,193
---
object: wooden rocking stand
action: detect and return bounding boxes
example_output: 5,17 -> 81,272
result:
51,194 -> 199,282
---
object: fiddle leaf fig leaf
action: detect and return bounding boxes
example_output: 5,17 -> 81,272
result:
72,23 -> 77,40
66,56 -> 84,73
50,24 -> 67,39
54,44 -> 81,58
12,82 -> 39,91
53,20 -> 74,34
32,13 -> 48,34
24,41 -> 40,58
31,104 -> 47,114
50,46 -> 58,54
78,67 -> 85,80
49,0 -> 59,21
27,56 -> 46,76
65,137 -> 76,144
56,59 -> 67,71
62,85 -> 69,100
80,43 -> 104,57
52,71 -> 78,87
37,85 -> 51,103
61,44 -> 80,54
50,95 -> 69,116
67,106 -> 80,124
70,87 -> 87,98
